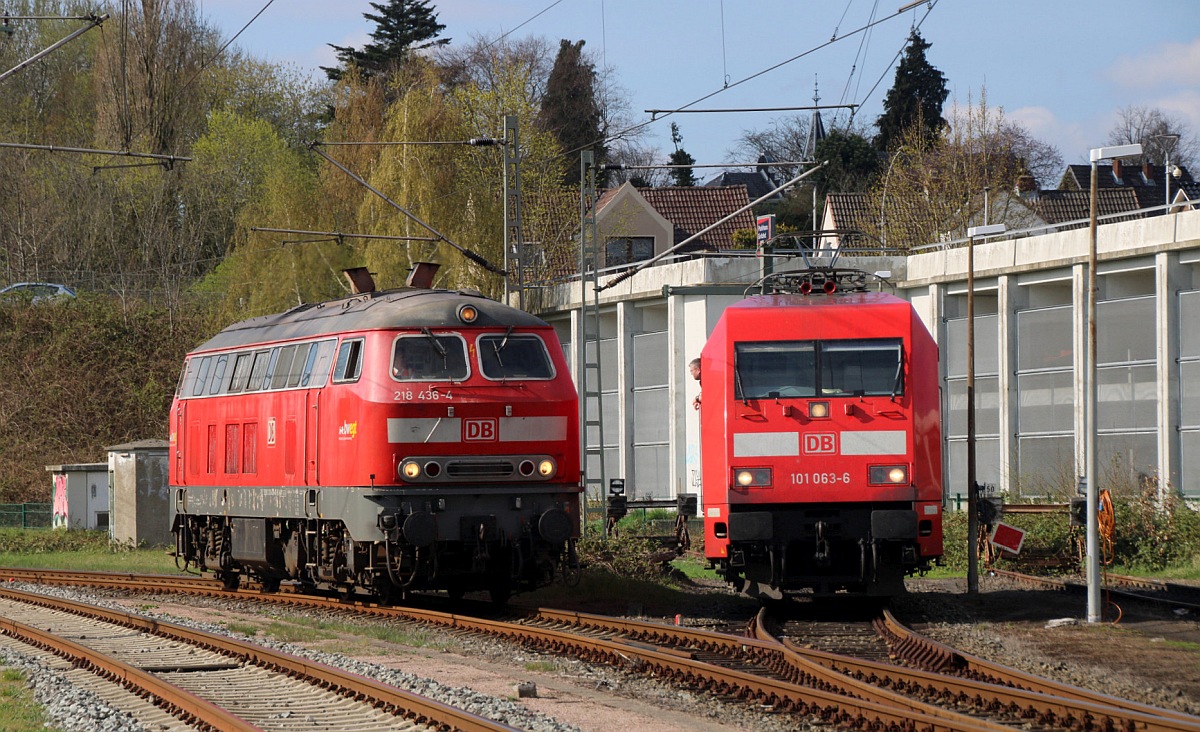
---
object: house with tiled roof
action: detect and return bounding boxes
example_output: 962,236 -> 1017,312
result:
1030,188 -> 1145,230
1060,160 -> 1196,212
703,153 -> 790,201
817,189 -> 1046,251
593,183 -> 755,268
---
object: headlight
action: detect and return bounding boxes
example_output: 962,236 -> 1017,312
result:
733,468 -> 771,487
537,458 -> 556,478
808,401 -> 830,419
457,304 -> 478,323
400,461 -> 421,480
869,465 -> 909,485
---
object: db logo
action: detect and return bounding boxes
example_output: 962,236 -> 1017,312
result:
803,433 -> 837,454
464,418 -> 498,441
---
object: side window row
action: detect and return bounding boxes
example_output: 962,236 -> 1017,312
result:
181,339 -> 339,398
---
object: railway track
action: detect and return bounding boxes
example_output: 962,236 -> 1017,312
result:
3,567 -> 1199,730
766,604 -> 1200,731
0,584 -> 514,731
986,566 -> 1200,614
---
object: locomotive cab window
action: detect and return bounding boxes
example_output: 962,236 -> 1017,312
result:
820,338 -> 904,396
734,338 -> 904,400
479,333 -> 555,380
392,334 -> 468,381
735,342 -> 817,399
333,338 -> 364,383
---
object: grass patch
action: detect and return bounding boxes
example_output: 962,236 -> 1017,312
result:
523,661 -> 557,673
0,528 -> 181,574
262,620 -> 338,644
255,616 -> 455,650
223,621 -> 260,636
0,667 -> 58,732
669,555 -> 720,581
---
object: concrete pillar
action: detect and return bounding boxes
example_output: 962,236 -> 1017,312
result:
1156,251 -> 1183,500
1072,263 -> 1088,488
997,274 -> 1016,496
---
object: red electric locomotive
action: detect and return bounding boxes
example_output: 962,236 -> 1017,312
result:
701,268 -> 943,598
169,267 -> 581,602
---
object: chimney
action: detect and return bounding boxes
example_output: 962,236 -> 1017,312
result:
406,261 -> 440,289
1112,158 -> 1124,182
1143,161 -> 1155,183
342,267 -> 375,295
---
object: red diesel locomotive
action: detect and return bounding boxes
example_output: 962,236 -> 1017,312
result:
169,270 -> 581,602
701,269 -> 943,598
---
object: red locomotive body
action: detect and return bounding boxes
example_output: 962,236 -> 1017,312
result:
701,271 -> 942,598
170,284 -> 581,602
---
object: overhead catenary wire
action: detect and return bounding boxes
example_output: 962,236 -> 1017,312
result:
250,227 -> 439,243
597,161 -> 827,292
0,141 -> 191,165
0,13 -> 108,84
307,142 -> 509,277
572,1 -> 938,162
384,0 -> 936,225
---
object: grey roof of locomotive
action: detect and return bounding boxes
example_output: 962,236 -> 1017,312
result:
194,288 -> 550,353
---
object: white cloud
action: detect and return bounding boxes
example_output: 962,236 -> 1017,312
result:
1152,88 -> 1200,131
1107,38 -> 1200,89
1008,106 -> 1094,163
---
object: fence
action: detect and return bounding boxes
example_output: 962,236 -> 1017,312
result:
0,503 -> 52,529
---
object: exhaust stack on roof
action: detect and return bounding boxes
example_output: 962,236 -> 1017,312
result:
406,262 -> 440,289
343,267 -> 376,294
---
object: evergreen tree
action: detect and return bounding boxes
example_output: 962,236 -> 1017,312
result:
538,39 -> 605,186
668,123 -> 696,187
323,0 -> 449,82
874,30 -> 948,152
813,129 -> 881,192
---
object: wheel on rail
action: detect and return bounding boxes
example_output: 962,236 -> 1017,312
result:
220,572 -> 241,592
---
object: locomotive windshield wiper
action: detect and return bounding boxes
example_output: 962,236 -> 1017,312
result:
890,356 -> 903,400
420,327 -> 446,360
491,326 -> 515,368
734,362 -> 748,405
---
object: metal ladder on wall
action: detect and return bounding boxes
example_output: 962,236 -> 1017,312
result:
578,150 -> 606,533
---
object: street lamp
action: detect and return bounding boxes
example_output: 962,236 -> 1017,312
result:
965,223 -> 1006,595
1085,143 -> 1142,623
1153,134 -> 1181,211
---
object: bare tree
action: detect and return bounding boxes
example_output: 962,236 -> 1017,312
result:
1106,105 -> 1196,171
728,115 -> 812,166
871,92 -> 1053,250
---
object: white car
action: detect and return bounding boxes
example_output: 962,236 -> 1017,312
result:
0,282 -> 76,302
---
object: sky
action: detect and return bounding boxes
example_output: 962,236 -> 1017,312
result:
195,0 -> 1200,179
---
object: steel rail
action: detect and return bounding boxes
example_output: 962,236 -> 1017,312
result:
874,607 -> 1200,729
0,571 -> 995,730
8,567 -> 1198,729
760,607 -> 1200,731
0,613 -> 259,731
405,608 -> 999,731
0,586 -> 514,732
988,567 -> 1200,615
